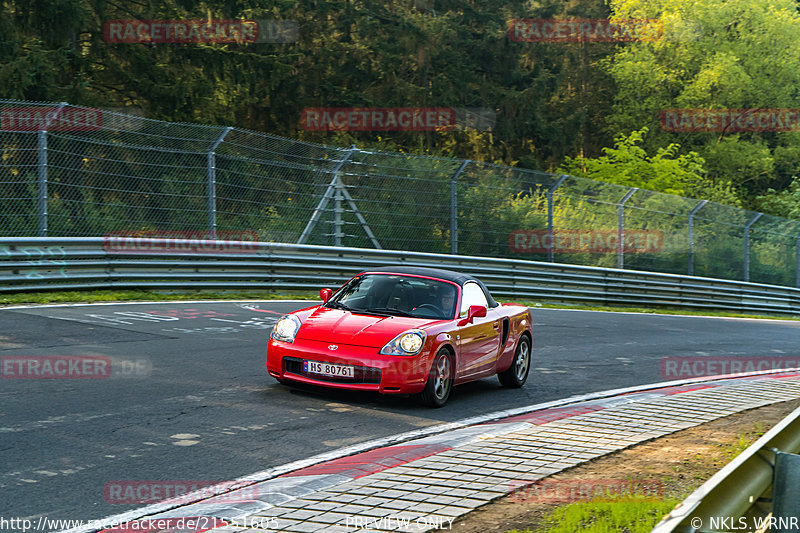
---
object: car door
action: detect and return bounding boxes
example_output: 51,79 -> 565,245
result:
455,282 -> 502,379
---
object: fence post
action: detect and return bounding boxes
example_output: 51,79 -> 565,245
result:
688,200 -> 708,276
450,160 -> 470,255
37,131 -> 48,237
37,102 -> 68,237
547,175 -> 569,263
743,213 -> 762,282
333,186 -> 344,246
207,127 -> 233,239
797,233 -> 800,288
618,188 -> 638,269
298,146 -> 357,245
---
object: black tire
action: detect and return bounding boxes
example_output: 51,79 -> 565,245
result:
416,349 -> 454,407
498,335 -> 531,388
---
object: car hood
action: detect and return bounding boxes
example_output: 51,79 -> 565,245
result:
295,307 -> 437,348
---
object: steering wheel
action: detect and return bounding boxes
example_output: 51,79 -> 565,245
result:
414,303 -> 445,316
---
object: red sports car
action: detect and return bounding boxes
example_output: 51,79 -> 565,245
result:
266,266 -> 533,407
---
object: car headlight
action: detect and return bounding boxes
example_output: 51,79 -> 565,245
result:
380,329 -> 427,356
271,314 -> 302,343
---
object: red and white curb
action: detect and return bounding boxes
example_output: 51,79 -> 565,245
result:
57,368 -> 800,533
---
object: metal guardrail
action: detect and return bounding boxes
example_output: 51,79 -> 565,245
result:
652,405 -> 800,533
5,100 -> 800,290
2,237 -> 800,316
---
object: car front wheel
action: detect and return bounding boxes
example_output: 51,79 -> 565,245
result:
417,349 -> 454,407
498,335 -> 530,388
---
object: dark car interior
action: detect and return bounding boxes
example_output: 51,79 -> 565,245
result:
333,275 -> 458,320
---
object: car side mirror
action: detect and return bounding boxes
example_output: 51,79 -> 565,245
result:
320,288 -> 333,301
458,305 -> 487,326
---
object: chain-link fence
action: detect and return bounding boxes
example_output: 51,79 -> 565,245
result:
3,100 -> 800,287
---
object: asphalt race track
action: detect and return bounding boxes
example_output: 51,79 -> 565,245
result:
2,300 -> 800,527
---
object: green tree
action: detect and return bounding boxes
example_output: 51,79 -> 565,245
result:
0,0 -> 623,169
606,0 -> 800,203
757,176 -> 800,219
558,127 -> 740,204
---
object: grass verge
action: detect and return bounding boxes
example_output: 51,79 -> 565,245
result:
0,289 -> 317,306
506,420 -> 769,533
521,301 -> 800,321
448,401 -> 793,533
1,290 -> 797,321
507,496 -> 681,533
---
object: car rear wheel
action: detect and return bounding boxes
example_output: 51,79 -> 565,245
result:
498,335 -> 530,388
417,349 -> 453,407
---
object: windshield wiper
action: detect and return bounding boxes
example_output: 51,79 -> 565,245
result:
325,301 -> 354,312
363,307 -> 414,317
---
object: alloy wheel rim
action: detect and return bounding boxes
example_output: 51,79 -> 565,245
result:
515,340 -> 530,381
433,355 -> 451,399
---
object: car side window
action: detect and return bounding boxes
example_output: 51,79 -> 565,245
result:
460,282 -> 489,317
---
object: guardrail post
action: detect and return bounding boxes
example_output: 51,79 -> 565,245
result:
450,160 -> 470,255
618,188 -> 637,269
547,175 -> 568,263
744,213 -> 763,282
37,102 -> 68,237
773,450 -> 800,524
688,200 -> 708,276
207,127 -> 233,239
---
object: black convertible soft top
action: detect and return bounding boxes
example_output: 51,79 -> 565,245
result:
361,266 -> 499,307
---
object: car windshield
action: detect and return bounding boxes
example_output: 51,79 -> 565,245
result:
327,274 -> 458,320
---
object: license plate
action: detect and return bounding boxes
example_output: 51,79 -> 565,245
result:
303,360 -> 355,378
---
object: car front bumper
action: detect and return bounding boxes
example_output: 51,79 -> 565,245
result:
266,337 -> 430,394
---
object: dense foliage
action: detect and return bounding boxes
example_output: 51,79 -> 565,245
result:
2,0 -> 800,213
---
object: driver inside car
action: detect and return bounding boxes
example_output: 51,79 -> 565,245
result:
413,285 -> 456,319
439,286 -> 456,317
